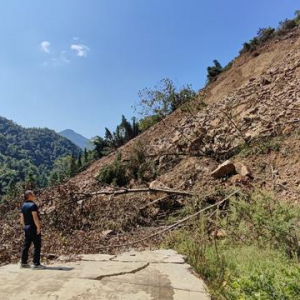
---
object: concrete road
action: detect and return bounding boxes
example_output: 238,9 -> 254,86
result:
0,249 -> 210,300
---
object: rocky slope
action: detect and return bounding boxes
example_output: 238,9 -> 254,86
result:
1,26 -> 300,265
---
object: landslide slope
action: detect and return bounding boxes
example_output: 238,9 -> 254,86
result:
1,27 -> 300,265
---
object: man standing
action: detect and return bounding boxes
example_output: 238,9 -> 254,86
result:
20,190 -> 46,269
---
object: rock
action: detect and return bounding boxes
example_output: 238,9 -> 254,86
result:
101,230 -> 115,239
229,174 -> 243,184
261,77 -> 271,85
212,229 -> 227,238
45,253 -> 58,260
149,180 -> 168,190
240,165 -> 252,177
211,160 -> 236,178
171,132 -> 181,144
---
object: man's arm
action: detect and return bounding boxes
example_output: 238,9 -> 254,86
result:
20,214 -> 25,226
32,211 -> 41,234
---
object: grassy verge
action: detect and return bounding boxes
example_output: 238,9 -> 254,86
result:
163,191 -> 300,299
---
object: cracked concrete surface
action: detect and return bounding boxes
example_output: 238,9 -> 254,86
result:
0,249 -> 210,299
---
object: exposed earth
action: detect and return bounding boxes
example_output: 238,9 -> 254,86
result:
0,250 -> 209,300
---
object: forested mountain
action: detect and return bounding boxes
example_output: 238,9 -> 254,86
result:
0,116 -> 81,196
59,129 -> 94,150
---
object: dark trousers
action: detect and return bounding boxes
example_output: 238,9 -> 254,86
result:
21,228 -> 41,265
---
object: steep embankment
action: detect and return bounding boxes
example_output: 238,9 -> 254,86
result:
1,26 -> 300,265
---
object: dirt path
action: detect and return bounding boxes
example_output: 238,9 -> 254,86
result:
0,249 -> 210,300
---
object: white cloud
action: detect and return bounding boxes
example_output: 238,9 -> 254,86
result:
40,41 -> 50,53
71,44 -> 90,57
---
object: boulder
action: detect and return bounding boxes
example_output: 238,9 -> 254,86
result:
235,163 -> 252,178
211,160 -> 236,178
101,230 -> 115,239
149,180 -> 168,190
240,165 -> 252,177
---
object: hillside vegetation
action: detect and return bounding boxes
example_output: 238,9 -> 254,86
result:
0,116 -> 80,198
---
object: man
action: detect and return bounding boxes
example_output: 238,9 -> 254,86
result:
20,190 -> 46,269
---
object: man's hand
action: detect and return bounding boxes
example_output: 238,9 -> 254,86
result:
32,211 -> 41,235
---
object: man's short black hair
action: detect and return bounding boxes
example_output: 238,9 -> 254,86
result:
24,190 -> 34,201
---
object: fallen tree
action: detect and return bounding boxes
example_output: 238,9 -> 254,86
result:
99,190 -> 239,249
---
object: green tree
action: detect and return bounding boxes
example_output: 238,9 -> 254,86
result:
136,78 -> 195,117
6,179 -> 17,197
257,27 -> 275,43
139,115 -> 162,132
49,171 -> 59,186
206,60 -> 223,84
295,10 -> 300,24
25,172 -> 37,190
93,136 -> 109,158
69,154 -> 77,177
77,152 -> 82,169
132,117 -> 140,137
84,148 -> 89,163
120,115 -> 134,141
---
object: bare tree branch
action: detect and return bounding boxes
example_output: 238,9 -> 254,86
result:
98,190 -> 239,249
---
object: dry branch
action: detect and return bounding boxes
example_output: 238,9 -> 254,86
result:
139,195 -> 173,210
74,187 -> 194,198
100,190 -> 239,249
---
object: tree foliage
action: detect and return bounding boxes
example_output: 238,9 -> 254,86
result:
101,115 -> 140,150
206,60 -> 223,84
136,78 -> 196,117
240,11 -> 300,54
0,116 -> 80,196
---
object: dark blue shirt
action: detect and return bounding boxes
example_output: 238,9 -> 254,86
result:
21,201 -> 38,229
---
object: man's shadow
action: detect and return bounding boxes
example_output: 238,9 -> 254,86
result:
44,266 -> 74,271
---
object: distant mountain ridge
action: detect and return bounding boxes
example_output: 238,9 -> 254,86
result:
59,129 -> 94,150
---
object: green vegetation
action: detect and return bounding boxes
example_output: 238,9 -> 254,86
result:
138,115 -> 163,132
136,78 -> 196,118
104,115 -> 140,149
206,60 -> 224,84
0,116 -> 80,197
205,59 -> 236,85
240,10 -> 300,54
240,27 -> 275,54
97,153 -> 128,186
164,191 -> 300,299
237,136 -> 282,158
97,142 -> 157,186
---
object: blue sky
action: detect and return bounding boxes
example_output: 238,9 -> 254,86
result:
0,1 -> 298,138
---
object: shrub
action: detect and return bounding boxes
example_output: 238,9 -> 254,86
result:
238,137 -> 282,157
295,10 -> 300,25
97,153 -> 128,186
277,18 -> 297,35
163,191 -> 300,299
139,115 -> 162,132
136,78 -> 196,117
127,142 -> 157,182
97,143 -> 157,186
206,60 -> 223,84
257,27 -> 275,43
222,60 -> 234,72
